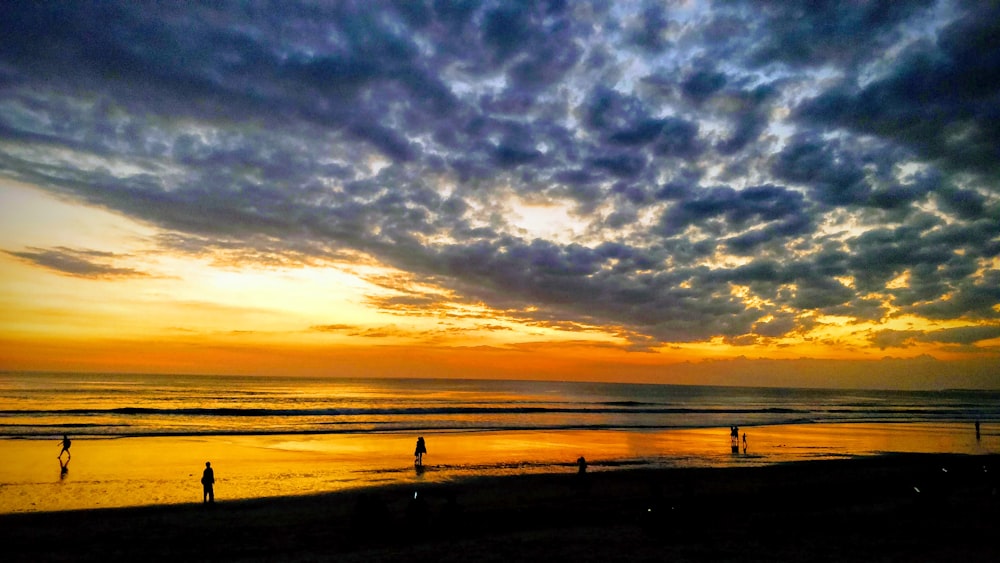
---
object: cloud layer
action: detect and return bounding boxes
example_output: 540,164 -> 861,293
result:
1,0 -> 998,349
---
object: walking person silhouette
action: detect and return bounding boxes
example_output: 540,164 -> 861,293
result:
414,436 -> 427,467
201,461 -> 215,504
58,434 -> 71,460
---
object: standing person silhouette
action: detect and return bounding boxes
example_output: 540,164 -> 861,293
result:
742,432 -> 748,454
414,436 -> 427,467
201,461 -> 215,504
58,434 -> 71,460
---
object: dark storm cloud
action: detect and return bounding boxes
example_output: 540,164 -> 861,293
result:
656,184 -> 813,254
752,313 -> 798,339
872,325 -> 1000,349
772,133 -> 934,209
796,2 -> 1000,178
624,0 -> 675,53
1,0 -> 997,347
746,0 -> 937,68
714,83 -> 778,155
681,69 -> 727,105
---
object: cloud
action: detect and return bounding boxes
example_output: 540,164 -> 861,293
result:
5,246 -> 149,279
745,0 -> 937,68
871,326 -> 1000,349
655,183 -> 813,254
1,1 -> 997,348
795,2 -> 1000,178
309,324 -> 356,333
681,68 -> 727,105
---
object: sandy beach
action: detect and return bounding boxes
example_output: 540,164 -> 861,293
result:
2,453 -> 997,562
2,422 -> 995,514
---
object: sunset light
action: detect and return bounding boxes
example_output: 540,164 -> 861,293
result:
3,6 -> 1000,561
1,0 -> 998,390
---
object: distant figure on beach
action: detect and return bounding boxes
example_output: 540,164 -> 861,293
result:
58,434 -> 72,460
730,426 -> 740,453
976,420 -> 981,440
742,432 -> 748,454
414,436 -> 427,466
575,455 -> 590,495
201,461 -> 215,504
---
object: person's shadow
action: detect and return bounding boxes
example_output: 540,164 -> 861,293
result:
59,457 -> 70,480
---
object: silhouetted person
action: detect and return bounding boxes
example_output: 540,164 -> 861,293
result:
58,434 -> 71,460
414,436 -> 427,466
742,432 -> 748,454
201,461 -> 215,504
575,455 -> 591,495
730,426 -> 740,453
976,420 -> 981,440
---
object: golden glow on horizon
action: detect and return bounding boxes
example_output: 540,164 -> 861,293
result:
1,178 -> 998,386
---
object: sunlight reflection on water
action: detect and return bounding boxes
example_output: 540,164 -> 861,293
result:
1,422 -> 996,513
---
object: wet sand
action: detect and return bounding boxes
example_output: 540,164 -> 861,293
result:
3,422 -> 995,514
2,453 -> 998,562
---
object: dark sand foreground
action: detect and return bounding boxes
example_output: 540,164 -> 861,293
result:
3,454 -> 998,562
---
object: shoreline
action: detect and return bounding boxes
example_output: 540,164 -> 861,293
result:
2,453 -> 998,561
2,417 -> 994,440
1,422 -> 995,514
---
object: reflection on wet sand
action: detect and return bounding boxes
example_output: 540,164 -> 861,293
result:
0,421 -> 996,514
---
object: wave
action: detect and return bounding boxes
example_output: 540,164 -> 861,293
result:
0,422 -> 130,428
0,422 -> 803,439
0,401 -> 980,418
4,417 -> 994,440
0,406 -> 809,417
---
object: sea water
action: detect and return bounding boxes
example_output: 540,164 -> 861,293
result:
1,373 -> 998,513
3,373 -> 998,437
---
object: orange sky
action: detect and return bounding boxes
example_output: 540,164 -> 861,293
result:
2,180 -> 999,389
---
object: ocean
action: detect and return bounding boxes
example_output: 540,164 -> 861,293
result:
1,373 -> 998,513
3,373 -> 997,438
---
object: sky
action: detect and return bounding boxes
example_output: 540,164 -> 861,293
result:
1,0 -> 998,389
